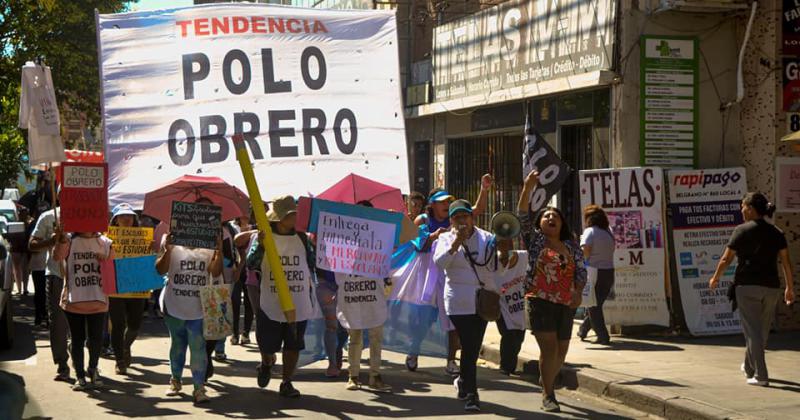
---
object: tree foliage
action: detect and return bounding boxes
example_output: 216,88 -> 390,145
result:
0,0 -> 134,192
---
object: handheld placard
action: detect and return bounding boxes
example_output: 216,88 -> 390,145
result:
232,134 -> 296,322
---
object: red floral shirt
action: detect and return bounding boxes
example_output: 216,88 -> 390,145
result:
526,248 -> 577,305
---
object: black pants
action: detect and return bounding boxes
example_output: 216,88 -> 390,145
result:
32,270 -> 47,324
578,268 -> 615,342
496,317 -> 525,374
65,312 -> 105,378
108,297 -> 147,364
449,314 -> 488,395
231,279 -> 253,337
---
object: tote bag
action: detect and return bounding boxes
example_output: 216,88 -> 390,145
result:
200,276 -> 233,340
579,266 -> 598,308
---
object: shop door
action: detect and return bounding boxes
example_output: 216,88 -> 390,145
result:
413,142 -> 431,194
559,124 -> 593,233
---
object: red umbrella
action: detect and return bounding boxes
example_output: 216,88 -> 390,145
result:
317,173 -> 406,213
142,175 -> 249,222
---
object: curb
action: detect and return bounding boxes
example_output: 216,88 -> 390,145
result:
480,343 -> 761,420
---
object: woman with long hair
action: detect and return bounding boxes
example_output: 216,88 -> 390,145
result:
709,192 -> 794,386
576,205 -> 616,345
517,171 -> 586,412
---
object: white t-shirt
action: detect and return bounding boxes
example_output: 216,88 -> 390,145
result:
259,233 -> 318,323
161,245 -> 215,321
497,251 -> 529,330
335,273 -> 387,330
433,227 -> 498,316
31,208 -> 61,277
65,235 -> 112,305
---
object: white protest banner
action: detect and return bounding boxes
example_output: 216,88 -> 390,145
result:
97,4 -> 409,208
18,63 -> 65,167
579,167 -> 670,327
316,210 -> 397,278
668,168 -> 747,335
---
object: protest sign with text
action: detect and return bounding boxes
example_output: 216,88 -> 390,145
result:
579,167 -> 669,327
310,200 -> 401,278
522,121 -> 570,213
170,201 -> 221,250
108,226 -> 154,258
97,4 -> 409,208
60,162 -> 108,233
669,168 -> 746,335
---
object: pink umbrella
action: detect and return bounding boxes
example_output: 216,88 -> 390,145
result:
142,175 -> 249,222
317,173 -> 406,213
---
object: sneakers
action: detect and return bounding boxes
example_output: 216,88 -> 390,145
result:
213,352 -> 227,362
453,377 -> 467,400
542,395 -> 561,413
88,368 -> 103,388
445,360 -> 460,376
577,331 -> 588,341
240,335 -> 251,345
746,377 -> 769,387
279,381 -> 301,398
256,364 -> 271,388
166,378 -> 182,396
368,374 -> 391,393
464,393 -> 481,412
346,376 -> 361,390
72,377 -> 88,391
325,364 -> 341,378
230,335 -> 240,345
193,386 -> 210,404
405,355 -> 418,372
54,365 -> 70,382
741,363 -> 753,379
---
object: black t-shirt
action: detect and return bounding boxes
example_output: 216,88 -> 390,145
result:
727,219 -> 788,288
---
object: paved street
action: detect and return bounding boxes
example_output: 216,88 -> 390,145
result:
1,294 -> 650,419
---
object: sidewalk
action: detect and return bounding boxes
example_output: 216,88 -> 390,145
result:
480,322 -> 800,420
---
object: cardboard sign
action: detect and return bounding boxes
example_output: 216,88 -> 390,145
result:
114,255 -> 165,293
522,126 -> 571,213
313,201 -> 400,278
60,162 -> 108,233
107,226 -> 154,258
170,201 -> 221,250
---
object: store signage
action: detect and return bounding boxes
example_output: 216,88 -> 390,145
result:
668,167 -> 747,336
640,36 -> 699,168
432,0 -> 616,104
776,157 -> 800,212
579,167 -> 670,327
783,58 -> 800,111
784,0 -> 800,55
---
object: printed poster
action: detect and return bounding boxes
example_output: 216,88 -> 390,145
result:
668,168 -> 747,335
776,157 -> 800,212
316,210 -> 397,278
59,162 -> 108,233
579,167 -> 670,327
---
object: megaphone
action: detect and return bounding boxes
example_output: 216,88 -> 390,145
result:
491,211 -> 521,240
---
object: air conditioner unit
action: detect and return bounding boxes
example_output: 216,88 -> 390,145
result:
406,83 -> 431,107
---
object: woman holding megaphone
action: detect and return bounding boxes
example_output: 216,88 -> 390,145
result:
517,170 -> 587,413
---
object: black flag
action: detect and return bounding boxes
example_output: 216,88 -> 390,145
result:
522,108 -> 571,213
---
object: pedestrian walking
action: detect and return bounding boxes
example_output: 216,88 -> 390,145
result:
495,238 -> 528,375
26,207 -> 48,327
316,267 -> 348,378
406,191 -> 425,221
29,206 -> 71,381
709,192 -> 795,386
433,199 -> 498,412
155,226 -> 223,404
576,205 -> 616,345
517,171 -> 586,413
246,195 -> 318,398
9,205 -> 32,296
53,229 -> 113,391
107,203 -> 150,375
230,215 -> 254,346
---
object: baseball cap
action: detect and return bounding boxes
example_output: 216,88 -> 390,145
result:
267,195 -> 297,222
429,190 -> 455,204
448,199 -> 473,218
111,203 -> 138,223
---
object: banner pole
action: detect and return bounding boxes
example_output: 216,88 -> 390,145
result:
231,134 -> 296,322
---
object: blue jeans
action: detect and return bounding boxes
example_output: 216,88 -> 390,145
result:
164,315 -> 207,390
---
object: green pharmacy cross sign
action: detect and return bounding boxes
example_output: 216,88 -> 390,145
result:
640,36 -> 699,168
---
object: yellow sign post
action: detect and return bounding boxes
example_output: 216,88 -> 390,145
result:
232,135 -> 296,322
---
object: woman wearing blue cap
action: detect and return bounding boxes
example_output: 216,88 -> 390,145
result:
108,203 -> 150,375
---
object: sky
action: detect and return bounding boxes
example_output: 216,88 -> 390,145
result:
127,0 -> 194,12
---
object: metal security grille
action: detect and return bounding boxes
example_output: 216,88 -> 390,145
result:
446,135 -> 523,229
